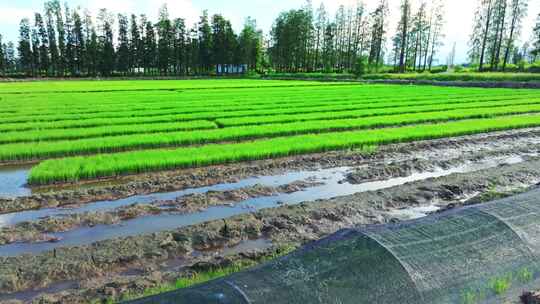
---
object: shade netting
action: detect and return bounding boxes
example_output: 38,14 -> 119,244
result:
128,188 -> 540,304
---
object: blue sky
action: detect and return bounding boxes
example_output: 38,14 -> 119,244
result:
1,0 -> 539,64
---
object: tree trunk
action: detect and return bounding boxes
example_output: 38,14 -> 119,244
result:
398,1 -> 409,73
502,14 -> 517,71
479,0 -> 493,71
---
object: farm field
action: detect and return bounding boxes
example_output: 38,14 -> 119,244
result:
0,80 -> 539,183
2,79 -> 540,303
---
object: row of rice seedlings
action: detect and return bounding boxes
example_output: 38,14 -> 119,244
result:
1,94 -> 533,133
0,120 -> 217,144
2,84 -> 528,115
217,98 -> 540,127
3,98 -> 539,144
0,91 -> 410,124
28,113 -> 540,184
0,79 -> 354,94
1,87 -> 492,123
7,104 -> 540,162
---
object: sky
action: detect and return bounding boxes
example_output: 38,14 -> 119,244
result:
0,0 -> 539,64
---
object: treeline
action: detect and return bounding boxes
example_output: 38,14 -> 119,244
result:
392,0 -> 445,73
269,0 -> 390,73
1,0 -> 262,77
1,0 -> 540,77
469,0 -> 540,71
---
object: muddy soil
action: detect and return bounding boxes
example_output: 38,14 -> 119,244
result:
2,127 -> 540,215
1,158 -> 540,303
0,180 -> 321,246
1,128 -> 540,303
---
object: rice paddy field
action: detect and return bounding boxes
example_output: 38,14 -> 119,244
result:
4,79 -> 540,303
0,79 -> 539,184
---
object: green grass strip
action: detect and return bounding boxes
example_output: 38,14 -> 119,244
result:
29,113 -> 540,184
6,104 -> 540,162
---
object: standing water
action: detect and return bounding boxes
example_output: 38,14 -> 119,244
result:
0,165 -> 32,198
0,154 -> 527,257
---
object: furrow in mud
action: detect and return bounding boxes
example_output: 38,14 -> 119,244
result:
0,152 -> 527,253
0,180 -> 322,246
1,158 -> 540,302
2,127 -> 540,214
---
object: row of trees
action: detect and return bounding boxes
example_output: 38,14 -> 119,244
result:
269,0 -> 391,73
392,0 -> 445,73
468,0 -> 540,71
2,0 -> 262,77
2,0 -> 540,76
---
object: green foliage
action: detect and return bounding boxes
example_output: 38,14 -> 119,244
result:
461,291 -> 478,304
518,268 -> 534,283
489,275 -> 512,295
354,56 -> 369,76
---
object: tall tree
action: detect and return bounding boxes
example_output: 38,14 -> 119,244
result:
72,9 -> 85,75
212,14 -> 237,72
83,9 -> 96,75
31,23 -> 40,75
313,4 -> 327,71
368,0 -> 388,70
18,18 -> 34,75
172,18 -> 186,75
157,5 -> 173,75
530,13 -> 540,60
488,0 -> 507,70
5,42 -> 16,73
35,13 -> 50,75
64,3 -> 76,75
396,0 -> 410,73
427,1 -> 445,70
45,1 -> 59,75
478,0 -> 494,71
97,9 -> 115,76
0,35 -> 5,74
502,0 -> 528,70
143,19 -> 157,75
198,11 -> 213,73
129,14 -> 142,73
48,0 -> 66,75
270,9 -> 313,72
117,14 -> 130,74
238,17 -> 262,71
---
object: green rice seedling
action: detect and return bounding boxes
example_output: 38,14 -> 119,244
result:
28,113 -> 540,184
489,275 -> 512,295
6,104 -> 540,162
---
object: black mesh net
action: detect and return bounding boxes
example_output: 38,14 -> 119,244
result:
128,188 -> 540,304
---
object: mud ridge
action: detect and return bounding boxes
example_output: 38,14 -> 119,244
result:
2,127 -> 540,214
0,181 -> 321,246
1,159 -> 539,301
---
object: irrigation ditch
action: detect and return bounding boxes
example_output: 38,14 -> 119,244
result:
1,128 -> 540,303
